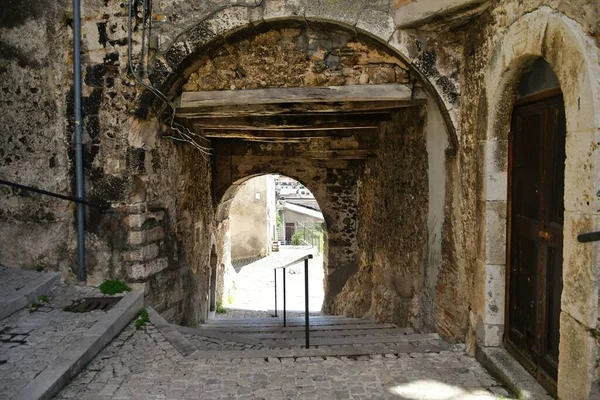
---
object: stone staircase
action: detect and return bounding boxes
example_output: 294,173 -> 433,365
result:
172,315 -> 454,359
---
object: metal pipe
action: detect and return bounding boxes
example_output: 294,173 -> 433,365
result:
304,257 -> 310,349
274,269 -> 278,317
73,0 -> 86,284
283,267 -> 286,327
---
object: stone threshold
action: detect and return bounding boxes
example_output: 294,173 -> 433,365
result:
476,345 -> 553,400
0,272 -> 61,320
14,290 -> 144,400
147,306 -> 198,356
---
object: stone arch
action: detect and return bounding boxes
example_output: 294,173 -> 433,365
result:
481,7 -> 600,399
217,173 -> 328,229
144,3 -> 459,149
216,172 -> 330,309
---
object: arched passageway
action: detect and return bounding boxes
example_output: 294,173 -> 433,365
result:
217,175 -> 326,316
170,24 -> 452,332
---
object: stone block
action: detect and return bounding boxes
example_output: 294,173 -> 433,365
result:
261,0 -> 304,22
129,258 -> 169,280
81,21 -> 104,52
387,30 -> 418,63
205,6 -> 250,37
564,129 -> 600,214
485,200 -> 507,265
484,264 -> 505,325
480,323 -> 503,347
122,244 -> 159,263
543,16 -> 600,133
304,0 -> 362,28
557,312 -> 597,400
127,226 -> 165,245
482,139 -> 508,202
561,211 -> 600,329
394,0 -> 490,29
356,8 -> 396,42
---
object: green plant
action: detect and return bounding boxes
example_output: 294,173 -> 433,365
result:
135,308 -> 149,329
99,279 -> 131,295
37,295 -> 49,303
227,293 -> 234,305
215,301 -> 227,314
34,264 -> 44,272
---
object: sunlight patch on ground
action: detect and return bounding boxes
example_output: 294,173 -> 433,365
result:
388,380 -> 500,399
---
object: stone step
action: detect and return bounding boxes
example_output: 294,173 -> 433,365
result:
195,323 -> 400,333
190,341 -> 448,360
261,332 -> 441,348
226,327 -> 415,340
205,318 -> 377,328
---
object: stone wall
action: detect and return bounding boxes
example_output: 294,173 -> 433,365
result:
229,176 -> 271,262
334,108 -> 429,328
0,0 -> 74,275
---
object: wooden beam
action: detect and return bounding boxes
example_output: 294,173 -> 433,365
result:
176,100 -> 426,118
182,112 -> 390,130
194,128 -> 380,139
179,84 -> 416,107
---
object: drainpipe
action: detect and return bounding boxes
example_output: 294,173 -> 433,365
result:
73,0 -> 86,284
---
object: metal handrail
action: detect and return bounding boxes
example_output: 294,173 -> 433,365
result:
0,178 -> 110,209
273,253 -> 313,348
274,253 -> 313,270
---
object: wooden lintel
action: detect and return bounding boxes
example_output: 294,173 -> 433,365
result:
200,128 -> 379,139
182,112 -> 389,129
176,100 -> 426,118
179,84 -> 415,107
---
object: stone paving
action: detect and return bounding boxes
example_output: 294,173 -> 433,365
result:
56,322 -> 515,399
0,281 -> 111,399
225,247 -> 325,316
0,265 -> 45,299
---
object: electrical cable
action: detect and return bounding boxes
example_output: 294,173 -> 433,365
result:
127,0 -> 267,158
128,0 -> 213,157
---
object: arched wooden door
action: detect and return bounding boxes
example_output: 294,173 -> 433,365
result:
506,88 -> 566,395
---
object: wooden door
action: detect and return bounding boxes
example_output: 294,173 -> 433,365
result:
506,94 -> 565,392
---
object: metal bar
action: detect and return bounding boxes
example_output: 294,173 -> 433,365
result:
304,257 -> 310,349
283,267 -> 286,327
0,179 -> 109,209
274,253 -> 313,270
578,231 -> 600,243
274,269 -> 278,317
73,0 -> 86,284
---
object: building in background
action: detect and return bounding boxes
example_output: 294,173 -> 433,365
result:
229,175 -> 277,262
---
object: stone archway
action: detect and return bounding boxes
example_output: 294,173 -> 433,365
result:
130,4 -> 455,337
142,2 -> 459,149
480,7 -> 600,399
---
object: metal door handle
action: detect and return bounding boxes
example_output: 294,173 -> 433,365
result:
539,230 -> 551,240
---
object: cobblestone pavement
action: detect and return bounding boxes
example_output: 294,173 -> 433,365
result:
0,283 -> 111,399
0,265 -> 45,299
56,322 -> 515,399
222,247 -> 324,317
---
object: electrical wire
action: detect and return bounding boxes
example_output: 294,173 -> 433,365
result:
128,0 -> 213,157
127,0 -> 267,158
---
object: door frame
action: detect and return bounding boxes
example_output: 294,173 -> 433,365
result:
504,88 -> 565,397
480,8 -> 600,399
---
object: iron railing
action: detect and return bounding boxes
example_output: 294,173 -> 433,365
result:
0,178 -> 109,209
273,253 -> 313,348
